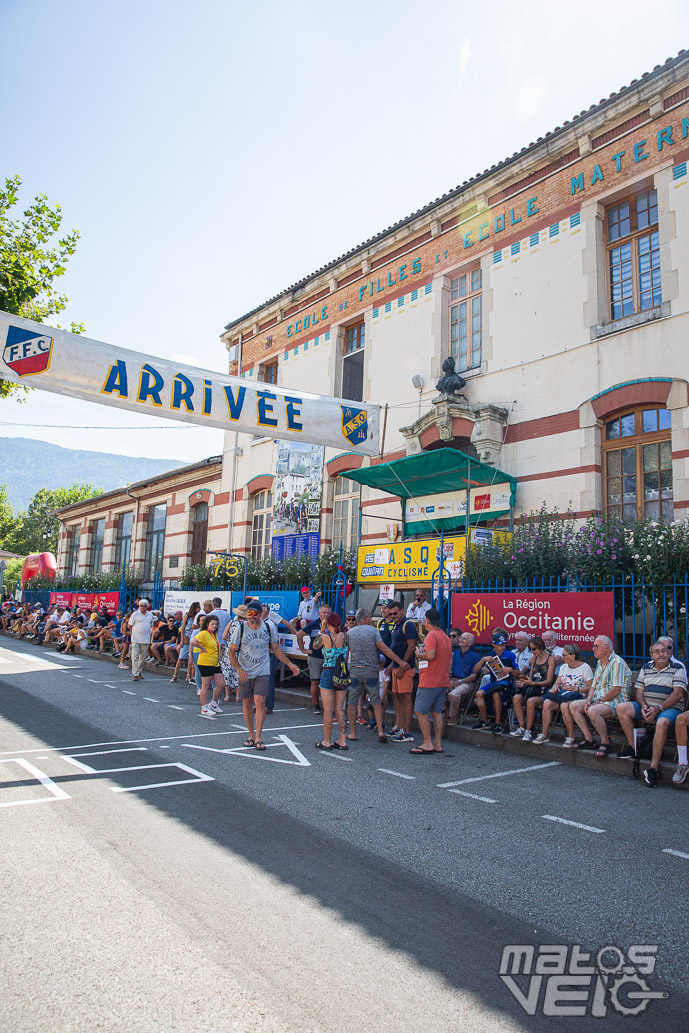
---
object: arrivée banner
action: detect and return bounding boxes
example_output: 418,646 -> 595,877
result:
0,311 -> 381,455
451,592 -> 615,647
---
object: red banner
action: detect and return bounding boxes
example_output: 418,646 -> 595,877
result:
49,591 -> 73,608
92,591 -> 120,615
73,592 -> 94,611
452,592 -> 615,647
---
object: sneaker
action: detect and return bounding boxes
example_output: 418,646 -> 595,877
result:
313,705 -> 321,715
473,719 -> 487,730
533,733 -> 549,744
196,688 -> 201,696
522,729 -> 533,741
618,742 -> 634,760
390,731 -> 413,742
118,663 -> 127,670
672,763 -> 689,785
491,724 -> 503,735
209,701 -> 223,714
200,706 -> 214,718
563,737 -> 576,748
643,766 -> 658,788
510,727 -> 524,738
368,720 -> 377,730
398,732 -> 414,743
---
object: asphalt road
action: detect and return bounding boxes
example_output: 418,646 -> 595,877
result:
0,637 -> 687,1033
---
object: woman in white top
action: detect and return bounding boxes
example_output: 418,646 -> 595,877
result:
534,643 -> 593,745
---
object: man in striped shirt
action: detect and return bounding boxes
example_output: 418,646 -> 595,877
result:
616,641 -> 687,786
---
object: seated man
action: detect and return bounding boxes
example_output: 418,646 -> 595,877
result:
163,619 -> 181,667
543,630 -> 565,670
616,640 -> 687,786
673,710 -> 689,785
446,630 -> 480,724
569,635 -> 632,755
63,622 -> 89,654
45,607 -> 72,644
472,632 -> 518,734
512,631 -> 533,677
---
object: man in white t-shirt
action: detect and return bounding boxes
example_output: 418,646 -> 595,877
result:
297,587 -> 321,626
406,588 -> 432,621
128,599 -> 155,681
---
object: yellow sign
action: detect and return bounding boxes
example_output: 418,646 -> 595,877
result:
357,530 -> 512,584
357,536 -> 467,584
212,557 -> 240,579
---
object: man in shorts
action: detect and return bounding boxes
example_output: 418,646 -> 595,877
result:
297,602 -> 331,714
228,601 -> 300,750
346,608 -> 408,743
386,601 -> 418,743
411,608 -> 452,753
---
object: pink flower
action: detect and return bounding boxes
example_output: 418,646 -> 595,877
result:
597,550 -> 603,555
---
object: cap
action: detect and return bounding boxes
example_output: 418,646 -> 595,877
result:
491,633 -> 507,645
245,603 -> 261,617
346,610 -> 357,618
300,586 -> 310,595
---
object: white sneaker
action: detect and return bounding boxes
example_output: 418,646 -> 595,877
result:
672,763 -> 689,785
533,733 -> 548,744
522,729 -> 533,741
563,737 -> 576,748
196,688 -> 201,696
510,727 -> 524,737
209,701 -> 223,714
200,706 -> 214,718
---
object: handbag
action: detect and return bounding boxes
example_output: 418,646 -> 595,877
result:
331,656 -> 351,689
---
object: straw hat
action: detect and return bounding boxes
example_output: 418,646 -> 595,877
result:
232,604 -> 250,619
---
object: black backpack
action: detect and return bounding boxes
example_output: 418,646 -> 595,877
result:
237,619 -> 272,648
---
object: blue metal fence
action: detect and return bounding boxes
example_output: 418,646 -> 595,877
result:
451,574 -> 689,670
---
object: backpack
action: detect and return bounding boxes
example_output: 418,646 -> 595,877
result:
331,655 -> 351,690
237,619 -> 272,649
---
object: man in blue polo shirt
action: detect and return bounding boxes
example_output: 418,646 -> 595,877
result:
446,630 -> 481,725
472,631 -> 518,734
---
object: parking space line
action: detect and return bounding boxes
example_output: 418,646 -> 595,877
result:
438,761 -> 560,788
542,814 -> 605,833
663,848 -> 689,860
449,789 -> 498,803
378,768 -> 415,780
0,758 -> 72,807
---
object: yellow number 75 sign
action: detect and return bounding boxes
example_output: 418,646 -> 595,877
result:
212,557 -> 240,579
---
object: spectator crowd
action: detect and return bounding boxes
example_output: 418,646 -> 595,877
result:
1,588 -> 687,787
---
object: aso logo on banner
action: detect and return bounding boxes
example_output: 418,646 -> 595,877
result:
452,592 -> 615,646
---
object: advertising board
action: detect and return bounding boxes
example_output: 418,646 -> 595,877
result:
451,591 -> 615,647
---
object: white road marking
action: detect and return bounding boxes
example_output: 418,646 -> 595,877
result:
663,848 -> 689,860
0,649 -> 68,669
104,684 -> 116,688
87,679 -> 102,684
72,674 -> 84,679
377,768 -> 415,780
111,763 -> 214,793
168,705 -> 185,710
69,748 -> 148,760
122,690 -> 136,695
438,761 -> 561,788
542,814 -> 605,833
449,789 -> 497,804
183,734 -> 311,767
319,750 -> 353,762
0,758 -> 71,807
143,697 -> 160,703
0,722 -> 324,756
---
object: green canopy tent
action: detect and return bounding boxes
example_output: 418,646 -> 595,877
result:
340,447 -> 516,537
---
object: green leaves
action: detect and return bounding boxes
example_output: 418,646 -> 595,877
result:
3,482 -> 104,556
0,175 -> 81,399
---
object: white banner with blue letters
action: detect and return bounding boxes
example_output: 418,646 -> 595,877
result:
0,311 -> 380,455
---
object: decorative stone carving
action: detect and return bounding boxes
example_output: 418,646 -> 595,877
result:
400,395 -> 509,467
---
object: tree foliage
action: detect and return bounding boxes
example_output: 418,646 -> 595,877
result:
3,483 -> 103,556
0,175 -> 81,400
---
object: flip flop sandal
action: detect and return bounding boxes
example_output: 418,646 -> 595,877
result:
409,747 -> 435,754
255,741 -> 266,751
315,741 -> 334,750
331,742 -> 349,750
243,738 -> 256,747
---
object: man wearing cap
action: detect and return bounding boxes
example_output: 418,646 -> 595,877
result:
472,632 -> 519,733
297,602 -> 331,713
297,587 -> 321,626
128,598 -> 156,681
228,601 -> 300,750
261,602 -> 296,713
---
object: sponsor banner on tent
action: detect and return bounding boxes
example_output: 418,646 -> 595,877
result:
49,591 -> 74,608
163,590 -> 233,617
0,312 -> 380,455
451,591 -> 615,646
404,482 -> 514,527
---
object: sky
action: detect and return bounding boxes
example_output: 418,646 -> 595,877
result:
1,0 -> 688,465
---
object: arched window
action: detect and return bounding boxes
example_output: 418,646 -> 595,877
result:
251,489 -> 272,559
332,475 -> 360,552
190,502 -> 208,567
603,407 -> 672,522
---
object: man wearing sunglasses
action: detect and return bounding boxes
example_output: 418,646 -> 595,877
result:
406,588 -> 431,622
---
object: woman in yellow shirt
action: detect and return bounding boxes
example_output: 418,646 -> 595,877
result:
190,615 -> 225,718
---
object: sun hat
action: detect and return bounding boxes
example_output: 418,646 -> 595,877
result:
232,604 -> 250,619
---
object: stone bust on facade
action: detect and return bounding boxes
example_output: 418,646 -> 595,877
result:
435,355 -> 467,397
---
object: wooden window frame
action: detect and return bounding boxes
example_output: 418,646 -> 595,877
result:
331,475 -> 360,553
606,188 -> 661,320
251,489 -> 273,560
602,406 -> 673,523
449,267 -> 482,372
259,360 -> 278,385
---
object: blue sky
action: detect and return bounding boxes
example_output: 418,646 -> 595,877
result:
1,0 -> 688,463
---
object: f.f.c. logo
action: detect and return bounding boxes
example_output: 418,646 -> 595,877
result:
3,325 -> 54,377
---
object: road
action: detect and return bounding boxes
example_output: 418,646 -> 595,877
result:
0,636 -> 687,1033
